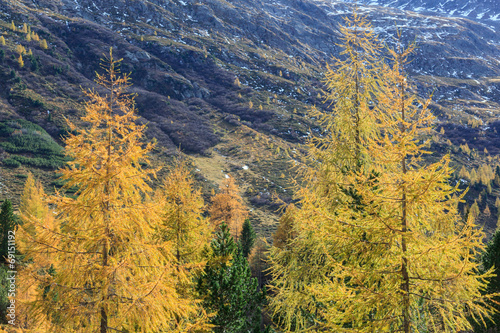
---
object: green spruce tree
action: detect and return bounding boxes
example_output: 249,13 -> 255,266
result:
240,219 -> 256,258
0,199 -> 17,264
197,222 -> 265,332
0,265 -> 8,324
0,199 -> 16,325
474,230 -> 500,332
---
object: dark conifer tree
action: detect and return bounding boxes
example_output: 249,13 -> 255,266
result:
240,219 -> 256,258
197,222 -> 266,332
0,199 -> 17,264
0,199 -> 16,325
474,230 -> 500,332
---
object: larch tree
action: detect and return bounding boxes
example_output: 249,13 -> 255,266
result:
484,205 -> 492,218
269,13 -> 387,330
470,200 -> 481,220
248,237 -> 272,289
314,10 -> 384,176
19,173 -> 47,223
272,204 -> 297,250
18,50 -> 196,332
157,161 -> 212,264
209,176 -> 248,241
458,165 -> 470,180
40,39 -> 48,49
17,173 -> 56,331
471,168 -> 478,185
155,160 -> 213,331
355,38 -> 494,332
269,17 -> 496,333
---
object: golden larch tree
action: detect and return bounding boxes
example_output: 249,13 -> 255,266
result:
317,10 -> 384,173
269,14 -> 387,329
15,45 -> 25,55
19,173 -> 48,223
485,205 -> 492,217
471,168 -> 478,185
17,54 -> 24,68
459,165 -> 470,180
17,173 -> 56,331
470,200 -> 481,220
357,38 -> 494,332
18,50 -> 196,332
272,203 -> 297,250
248,237 -> 271,287
157,161 -> 212,264
269,23 -> 496,333
155,160 -> 213,331
209,176 -> 248,241
40,39 -> 48,49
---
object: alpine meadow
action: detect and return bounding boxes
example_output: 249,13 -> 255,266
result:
0,0 -> 500,332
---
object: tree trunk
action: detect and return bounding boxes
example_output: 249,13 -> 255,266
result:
399,53 -> 411,333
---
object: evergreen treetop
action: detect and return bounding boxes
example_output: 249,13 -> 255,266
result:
240,219 -> 256,258
198,222 -> 266,333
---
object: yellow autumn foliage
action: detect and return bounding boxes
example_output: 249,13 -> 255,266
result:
209,176 -> 248,241
18,50 -> 201,332
269,18 -> 496,333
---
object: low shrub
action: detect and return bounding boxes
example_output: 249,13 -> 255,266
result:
2,158 -> 21,168
10,155 -> 64,169
0,119 -> 65,169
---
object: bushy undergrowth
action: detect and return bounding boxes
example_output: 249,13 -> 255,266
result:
0,119 -> 65,169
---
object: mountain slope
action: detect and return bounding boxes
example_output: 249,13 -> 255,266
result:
0,0 -> 499,234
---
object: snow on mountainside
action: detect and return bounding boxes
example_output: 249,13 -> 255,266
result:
358,0 -> 500,23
